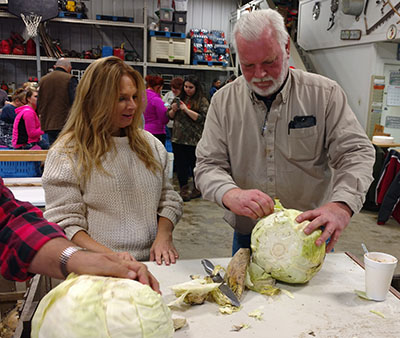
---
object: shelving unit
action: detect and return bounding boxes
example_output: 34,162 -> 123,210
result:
0,3 -> 235,86
146,61 -> 234,72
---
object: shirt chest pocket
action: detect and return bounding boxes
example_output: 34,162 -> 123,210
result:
287,125 -> 318,161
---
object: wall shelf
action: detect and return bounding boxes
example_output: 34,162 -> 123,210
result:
0,54 -> 144,67
0,11 -> 145,29
147,62 -> 235,72
0,3 -> 235,84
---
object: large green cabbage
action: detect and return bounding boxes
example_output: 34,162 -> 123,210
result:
31,274 -> 174,338
251,208 -> 326,284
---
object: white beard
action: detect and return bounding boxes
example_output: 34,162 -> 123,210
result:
247,56 -> 289,97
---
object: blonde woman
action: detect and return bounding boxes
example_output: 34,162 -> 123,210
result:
42,56 -> 183,265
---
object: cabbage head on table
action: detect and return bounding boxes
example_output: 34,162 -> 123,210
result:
250,207 -> 326,285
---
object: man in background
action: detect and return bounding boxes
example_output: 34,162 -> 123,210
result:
37,58 -> 78,145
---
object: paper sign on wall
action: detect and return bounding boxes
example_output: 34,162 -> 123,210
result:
387,85 -> 400,106
389,71 -> 400,85
385,115 -> 400,129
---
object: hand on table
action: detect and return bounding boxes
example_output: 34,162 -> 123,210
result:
296,202 -> 352,253
150,217 -> 179,266
150,235 -> 179,266
222,188 -> 275,220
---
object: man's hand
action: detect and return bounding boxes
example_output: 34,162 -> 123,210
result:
68,251 -> 160,293
296,202 -> 352,253
222,188 -> 275,220
114,251 -> 136,261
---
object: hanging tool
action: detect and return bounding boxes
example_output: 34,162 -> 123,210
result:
365,1 -> 400,35
313,1 -> 321,21
364,0 -> 370,16
327,0 -> 339,31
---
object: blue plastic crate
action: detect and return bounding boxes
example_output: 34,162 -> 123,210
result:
0,161 -> 41,178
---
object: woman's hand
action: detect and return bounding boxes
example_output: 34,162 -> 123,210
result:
168,101 -> 180,119
150,218 -> 179,265
179,100 -> 188,113
149,234 -> 179,266
170,102 -> 179,112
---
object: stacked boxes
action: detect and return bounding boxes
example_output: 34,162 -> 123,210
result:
158,0 -> 174,32
158,0 -> 187,34
174,0 -> 188,11
173,11 -> 187,33
189,29 -> 230,65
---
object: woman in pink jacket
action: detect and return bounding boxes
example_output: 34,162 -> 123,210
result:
143,75 -> 169,145
12,87 -> 48,149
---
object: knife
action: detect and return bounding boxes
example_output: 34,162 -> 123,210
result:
201,259 -> 240,307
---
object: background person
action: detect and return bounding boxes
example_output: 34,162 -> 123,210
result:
0,87 -> 26,124
163,77 -> 184,138
12,86 -> 48,150
0,88 -> 9,109
0,87 -> 26,148
37,58 -> 78,145
143,75 -> 169,145
209,78 -> 221,99
168,75 -> 209,202
0,178 -> 159,292
194,9 -> 375,254
163,77 -> 184,107
42,57 -> 183,266
223,74 -> 237,87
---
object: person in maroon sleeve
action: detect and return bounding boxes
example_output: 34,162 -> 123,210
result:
0,178 -> 159,292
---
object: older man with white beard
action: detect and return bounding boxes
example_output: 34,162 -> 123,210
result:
194,9 -> 375,255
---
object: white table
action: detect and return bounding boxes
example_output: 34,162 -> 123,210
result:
145,253 -> 400,337
3,177 -> 45,207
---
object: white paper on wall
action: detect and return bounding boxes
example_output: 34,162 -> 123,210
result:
387,85 -> 400,106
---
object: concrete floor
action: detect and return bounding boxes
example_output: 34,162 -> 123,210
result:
173,198 -> 400,275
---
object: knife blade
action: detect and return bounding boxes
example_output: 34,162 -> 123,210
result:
201,259 -> 240,307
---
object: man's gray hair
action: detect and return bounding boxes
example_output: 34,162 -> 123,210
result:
233,9 -> 289,51
55,58 -> 72,69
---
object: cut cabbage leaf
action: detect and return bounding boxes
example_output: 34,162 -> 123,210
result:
171,279 -> 221,305
245,262 -> 280,296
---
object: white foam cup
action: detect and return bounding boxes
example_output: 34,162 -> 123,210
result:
364,252 -> 398,301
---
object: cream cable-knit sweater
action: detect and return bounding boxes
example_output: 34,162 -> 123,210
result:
42,132 -> 183,260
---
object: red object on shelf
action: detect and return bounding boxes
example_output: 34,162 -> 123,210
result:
113,48 -> 125,60
26,39 -> 36,55
1,82 -> 8,92
0,40 -> 11,54
13,44 -> 25,55
84,51 -> 93,59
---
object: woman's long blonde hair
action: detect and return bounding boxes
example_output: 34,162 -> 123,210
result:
56,56 -> 161,179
